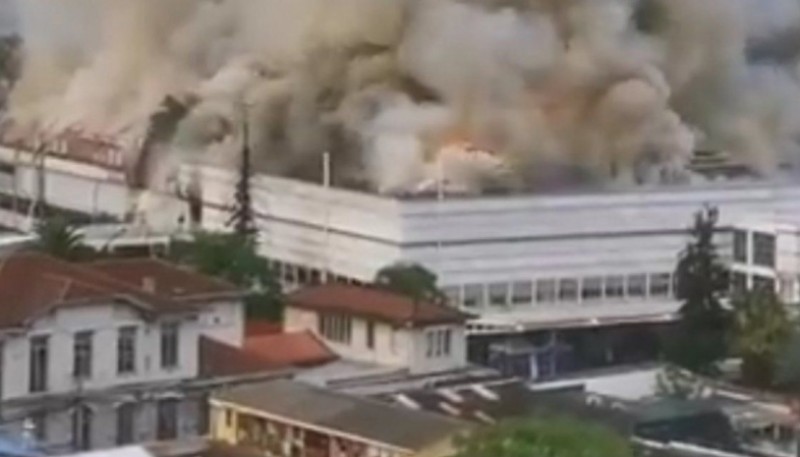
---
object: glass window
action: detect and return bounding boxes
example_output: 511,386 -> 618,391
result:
510,281 -> 533,305
463,285 -> 483,308
29,335 -> 49,393
604,276 -> 625,298
650,273 -> 671,297
627,274 -> 647,298
581,277 -> 603,301
733,230 -> 748,263
318,314 -> 352,344
559,278 -> 578,302
731,271 -> 747,296
117,327 -> 137,375
116,403 -> 136,445
365,321 -> 375,350
156,399 -> 178,441
536,279 -> 556,303
753,275 -> 775,293
753,233 -> 776,267
73,331 -> 93,379
488,283 -> 508,307
72,405 -> 93,451
160,323 -> 180,369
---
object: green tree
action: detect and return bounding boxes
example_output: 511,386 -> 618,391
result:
374,262 -> 445,304
170,231 -> 282,320
732,289 -> 793,388
454,417 -> 632,457
34,217 -> 93,261
667,206 -> 730,374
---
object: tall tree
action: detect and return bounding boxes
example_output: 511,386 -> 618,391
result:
732,289 -> 793,388
227,108 -> 255,236
170,231 -> 282,320
668,206 -> 730,374
454,417 -> 632,457
374,262 -> 445,304
34,217 -> 92,261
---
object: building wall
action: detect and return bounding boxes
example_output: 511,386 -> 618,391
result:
407,325 -> 468,375
1,303 -> 201,401
2,395 -> 203,452
197,301 -> 245,347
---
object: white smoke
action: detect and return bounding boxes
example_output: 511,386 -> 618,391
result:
4,0 -> 800,194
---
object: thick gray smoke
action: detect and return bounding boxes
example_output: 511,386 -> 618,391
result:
5,0 -> 800,194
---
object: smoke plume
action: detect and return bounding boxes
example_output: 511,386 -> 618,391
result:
4,0 -> 800,194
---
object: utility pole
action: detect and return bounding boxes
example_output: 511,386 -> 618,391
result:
322,151 -> 331,284
227,102 -> 256,237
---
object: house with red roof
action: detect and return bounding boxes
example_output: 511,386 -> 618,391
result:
284,284 -> 471,375
0,253 -> 285,454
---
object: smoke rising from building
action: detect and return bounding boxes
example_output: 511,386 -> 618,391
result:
4,0 -> 800,195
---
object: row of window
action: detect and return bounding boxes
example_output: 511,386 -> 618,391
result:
28,323 -> 180,394
425,329 -> 452,358
444,272 -> 675,309
318,314 -> 379,350
27,399 -> 183,450
733,230 -> 776,268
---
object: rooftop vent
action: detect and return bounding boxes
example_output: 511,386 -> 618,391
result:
142,276 -> 157,293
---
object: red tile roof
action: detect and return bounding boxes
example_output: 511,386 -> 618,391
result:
245,320 -> 283,337
0,252 -> 241,329
199,336 -> 284,378
244,331 -> 337,367
287,284 -> 470,327
89,258 -> 241,300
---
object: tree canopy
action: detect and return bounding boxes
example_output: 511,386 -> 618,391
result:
732,289 -> 793,388
170,231 -> 282,320
374,262 -> 445,304
34,217 -> 94,261
454,417 -> 632,457
667,206 -> 730,374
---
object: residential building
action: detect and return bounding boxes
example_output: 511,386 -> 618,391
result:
0,253 -> 276,453
210,379 -> 469,457
284,284 -> 470,375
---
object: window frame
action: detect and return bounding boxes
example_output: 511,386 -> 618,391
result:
29,335 -> 49,394
160,322 -> 180,370
73,330 -> 93,380
117,326 -> 137,375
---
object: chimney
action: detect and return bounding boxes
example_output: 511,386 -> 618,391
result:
142,276 -> 157,293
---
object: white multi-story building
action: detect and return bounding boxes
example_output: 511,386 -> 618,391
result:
728,215 -> 800,304
3,143 -> 800,335
0,252 -> 254,453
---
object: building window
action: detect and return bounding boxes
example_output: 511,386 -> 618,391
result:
733,230 -> 748,263
426,329 -> 452,358
488,283 -> 508,307
72,405 -> 93,451
463,285 -> 483,308
73,331 -> 93,380
29,335 -> 49,393
558,278 -> 578,302
581,277 -> 603,301
160,323 -> 180,369
157,399 -> 179,441
117,326 -> 137,375
366,321 -> 375,350
753,275 -> 776,293
535,279 -> 556,303
604,276 -> 625,299
731,271 -> 747,296
649,273 -> 671,297
753,232 -> 776,267
318,314 -> 352,344
627,274 -> 647,298
510,281 -> 533,305
116,403 -> 136,445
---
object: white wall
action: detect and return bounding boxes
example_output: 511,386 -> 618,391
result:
1,304 -> 202,401
407,325 -> 468,375
197,301 -> 245,347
